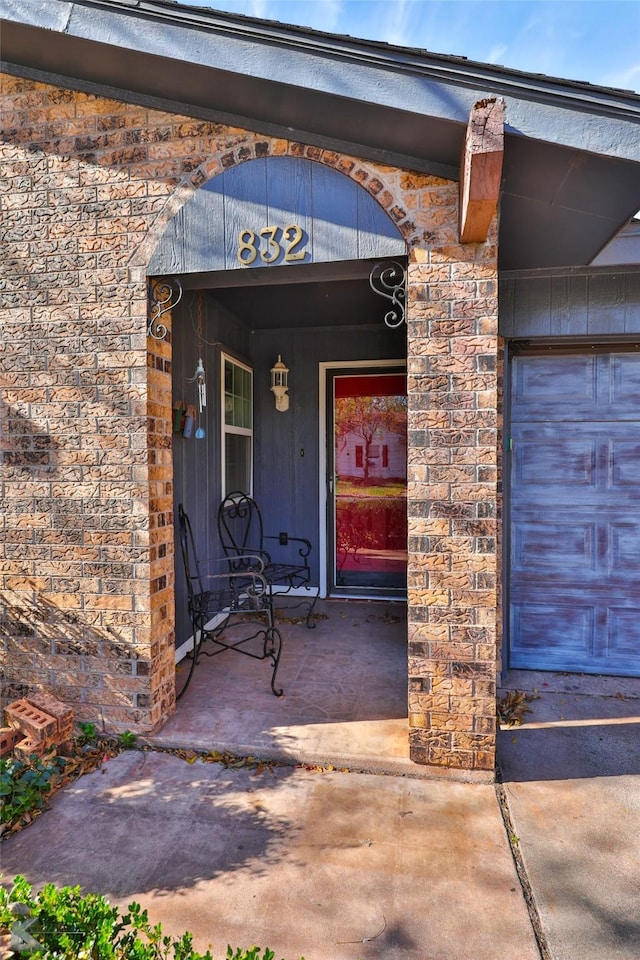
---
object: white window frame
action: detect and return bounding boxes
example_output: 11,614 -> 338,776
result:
221,353 -> 253,499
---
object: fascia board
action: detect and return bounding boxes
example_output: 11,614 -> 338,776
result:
1,0 -> 639,165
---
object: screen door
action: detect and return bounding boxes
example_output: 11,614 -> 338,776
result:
328,369 -> 407,597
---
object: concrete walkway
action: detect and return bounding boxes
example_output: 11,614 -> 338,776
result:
497,670 -> 640,960
3,609 -> 640,959
2,750 -> 539,960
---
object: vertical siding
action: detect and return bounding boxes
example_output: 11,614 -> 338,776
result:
149,157 -> 404,277
500,269 -> 640,338
172,291 -> 252,647
252,324 -> 405,582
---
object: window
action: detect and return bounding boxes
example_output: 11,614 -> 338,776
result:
222,355 -> 253,497
355,445 -> 363,468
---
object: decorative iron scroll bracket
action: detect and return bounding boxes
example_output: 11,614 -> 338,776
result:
148,277 -> 183,340
369,260 -> 406,328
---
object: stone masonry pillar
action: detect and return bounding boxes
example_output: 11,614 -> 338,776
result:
406,218 -> 500,778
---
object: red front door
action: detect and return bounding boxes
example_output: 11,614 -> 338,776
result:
329,369 -> 407,597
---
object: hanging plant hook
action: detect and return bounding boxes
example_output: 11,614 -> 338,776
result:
369,260 -> 406,327
148,277 -> 182,340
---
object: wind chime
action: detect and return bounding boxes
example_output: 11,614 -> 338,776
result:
186,294 -> 207,439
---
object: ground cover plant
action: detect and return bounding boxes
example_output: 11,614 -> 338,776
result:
0,755 -> 67,834
0,725 -> 138,839
0,876 -> 302,959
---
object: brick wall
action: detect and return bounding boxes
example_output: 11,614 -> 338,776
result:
406,200 -> 501,775
1,74 -> 500,769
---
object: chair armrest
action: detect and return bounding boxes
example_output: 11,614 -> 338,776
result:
264,534 -> 312,560
195,569 -> 267,589
202,553 -> 266,573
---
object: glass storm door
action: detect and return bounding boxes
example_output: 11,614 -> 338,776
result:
329,370 -> 407,596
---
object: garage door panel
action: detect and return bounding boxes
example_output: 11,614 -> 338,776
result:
513,437 -> 595,488
611,353 -> 640,407
511,519 -> 596,575
513,427 -> 640,499
510,514 -> 640,580
508,349 -> 640,677
512,354 -> 597,410
512,352 -> 640,421
609,438 -> 640,491
608,607 -> 640,659
608,523 -> 640,576
510,600 -> 595,667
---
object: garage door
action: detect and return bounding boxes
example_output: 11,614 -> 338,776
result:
508,349 -> 640,676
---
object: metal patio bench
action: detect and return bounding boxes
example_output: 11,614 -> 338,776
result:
217,491 -> 319,628
176,503 -> 284,700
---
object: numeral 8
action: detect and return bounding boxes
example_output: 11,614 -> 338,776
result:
237,228 -> 258,265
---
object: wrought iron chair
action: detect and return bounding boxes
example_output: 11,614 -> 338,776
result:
217,491 -> 319,628
176,503 -> 284,700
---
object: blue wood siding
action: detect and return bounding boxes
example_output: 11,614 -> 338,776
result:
499,268 -> 640,338
149,157 -> 405,277
172,292 -> 252,649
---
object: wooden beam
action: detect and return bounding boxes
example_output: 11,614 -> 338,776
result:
459,97 -> 504,244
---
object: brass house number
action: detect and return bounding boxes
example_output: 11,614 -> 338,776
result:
236,224 -> 308,265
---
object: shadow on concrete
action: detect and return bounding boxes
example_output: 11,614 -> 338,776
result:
0,749 -> 539,960
498,670 -> 640,782
1,750 -> 300,900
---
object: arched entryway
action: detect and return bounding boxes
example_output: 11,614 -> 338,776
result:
148,156 -> 413,769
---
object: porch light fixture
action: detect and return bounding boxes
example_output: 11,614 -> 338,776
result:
270,355 -> 290,412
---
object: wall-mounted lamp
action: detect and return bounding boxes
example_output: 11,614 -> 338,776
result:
270,355 -> 290,412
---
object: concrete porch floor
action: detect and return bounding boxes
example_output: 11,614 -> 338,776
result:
148,598 -> 415,776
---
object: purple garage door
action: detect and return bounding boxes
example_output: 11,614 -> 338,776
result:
508,349 -> 640,676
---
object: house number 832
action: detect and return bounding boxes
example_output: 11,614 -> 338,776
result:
237,224 -> 307,265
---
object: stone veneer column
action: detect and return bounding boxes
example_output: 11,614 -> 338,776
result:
406,213 -> 501,777
144,295 -> 177,729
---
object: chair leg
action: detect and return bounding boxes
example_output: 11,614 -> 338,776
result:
264,625 -> 284,697
175,618 -> 204,701
304,587 -> 320,629
269,584 -> 319,628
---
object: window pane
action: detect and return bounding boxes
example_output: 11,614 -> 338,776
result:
242,370 -> 252,428
224,359 -> 252,428
225,433 -> 251,494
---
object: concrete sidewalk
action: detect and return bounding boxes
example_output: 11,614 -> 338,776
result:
497,670 -> 640,960
3,638 -> 640,959
3,698 -> 640,959
1,749 -> 540,960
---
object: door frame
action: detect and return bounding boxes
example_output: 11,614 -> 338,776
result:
318,358 -> 406,599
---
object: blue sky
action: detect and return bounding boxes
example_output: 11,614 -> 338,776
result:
180,0 -> 640,92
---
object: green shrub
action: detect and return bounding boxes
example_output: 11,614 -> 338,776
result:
0,876 -> 303,959
1,729 -> 139,837
0,755 -> 67,830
